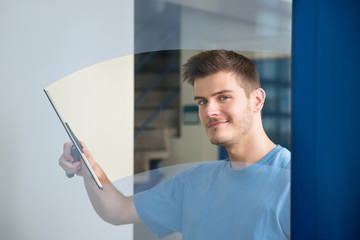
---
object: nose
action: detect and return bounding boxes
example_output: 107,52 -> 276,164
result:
205,101 -> 220,118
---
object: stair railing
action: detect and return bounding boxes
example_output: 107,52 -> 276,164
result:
134,87 -> 179,138
134,57 -> 179,139
134,59 -> 177,105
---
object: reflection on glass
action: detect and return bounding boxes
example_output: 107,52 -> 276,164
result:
133,49 -> 291,240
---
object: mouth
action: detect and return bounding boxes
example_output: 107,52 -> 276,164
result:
207,121 -> 228,128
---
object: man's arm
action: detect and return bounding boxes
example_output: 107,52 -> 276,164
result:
59,142 -> 141,225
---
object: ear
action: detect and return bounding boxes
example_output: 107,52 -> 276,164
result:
252,88 -> 266,113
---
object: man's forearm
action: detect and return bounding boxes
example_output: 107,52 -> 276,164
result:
59,142 -> 140,225
83,177 -> 140,225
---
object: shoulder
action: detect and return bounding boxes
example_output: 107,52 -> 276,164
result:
273,146 -> 291,169
264,145 -> 291,170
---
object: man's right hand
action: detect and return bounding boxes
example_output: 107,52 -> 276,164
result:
59,142 -> 83,177
59,142 -> 110,185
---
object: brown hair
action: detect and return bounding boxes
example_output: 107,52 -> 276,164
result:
182,50 -> 260,97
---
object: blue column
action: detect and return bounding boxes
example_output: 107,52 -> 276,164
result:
292,0 -> 360,239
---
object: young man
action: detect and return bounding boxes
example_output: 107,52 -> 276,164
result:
59,50 -> 290,239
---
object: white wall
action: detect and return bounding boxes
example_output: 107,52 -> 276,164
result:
0,1 -> 134,239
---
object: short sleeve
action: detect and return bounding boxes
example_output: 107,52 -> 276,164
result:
134,169 -> 190,238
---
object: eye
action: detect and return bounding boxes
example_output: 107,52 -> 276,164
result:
198,99 -> 208,105
220,95 -> 230,101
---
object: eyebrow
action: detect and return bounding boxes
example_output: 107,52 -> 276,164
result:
194,90 -> 234,101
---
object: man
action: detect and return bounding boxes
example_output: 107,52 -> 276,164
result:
59,50 -> 290,239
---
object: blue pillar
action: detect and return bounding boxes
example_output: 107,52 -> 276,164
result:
292,0 -> 360,239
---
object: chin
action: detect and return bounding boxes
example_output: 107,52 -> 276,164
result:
209,136 -> 231,147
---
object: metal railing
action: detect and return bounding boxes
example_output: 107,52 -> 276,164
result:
134,87 -> 179,138
134,51 -> 179,139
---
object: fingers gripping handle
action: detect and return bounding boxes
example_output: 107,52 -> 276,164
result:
66,145 -> 81,178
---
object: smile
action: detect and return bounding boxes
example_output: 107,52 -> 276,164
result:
208,121 -> 228,128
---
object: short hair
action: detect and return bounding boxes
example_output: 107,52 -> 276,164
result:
182,50 -> 260,97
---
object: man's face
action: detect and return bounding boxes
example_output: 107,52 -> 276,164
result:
194,71 -> 254,147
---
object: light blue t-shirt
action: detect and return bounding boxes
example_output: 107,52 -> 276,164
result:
134,145 -> 291,239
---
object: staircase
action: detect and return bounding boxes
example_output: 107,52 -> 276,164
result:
134,50 -> 180,174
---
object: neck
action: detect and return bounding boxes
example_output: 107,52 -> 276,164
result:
225,124 -> 276,164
